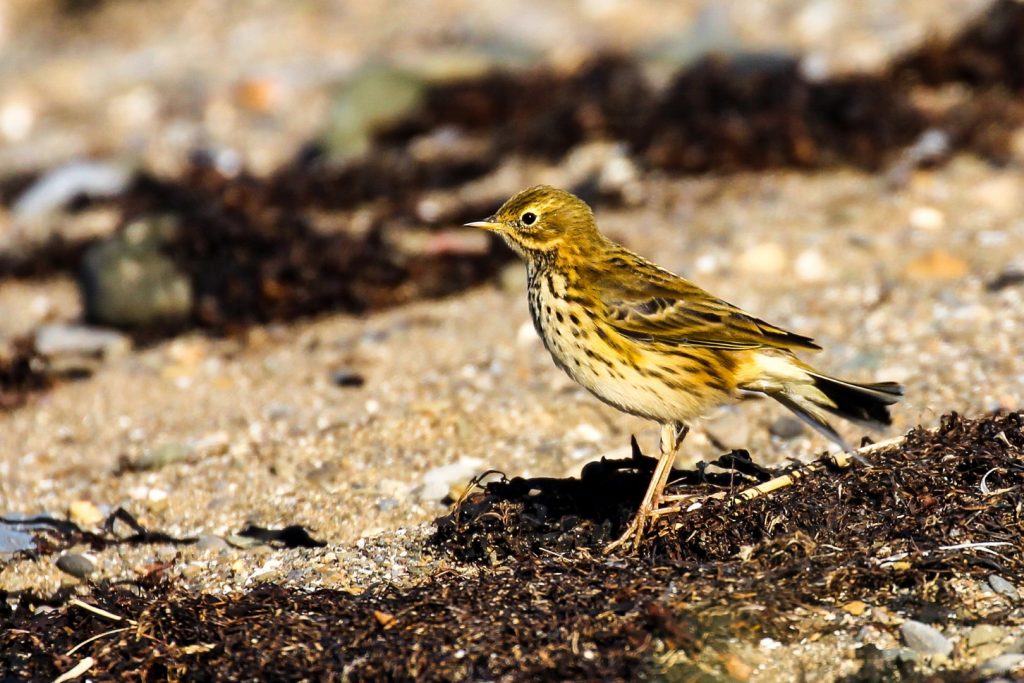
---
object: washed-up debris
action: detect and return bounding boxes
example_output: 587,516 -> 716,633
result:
3,413 -> 1022,681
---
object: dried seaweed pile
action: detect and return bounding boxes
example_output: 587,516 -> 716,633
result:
3,413 -> 1021,681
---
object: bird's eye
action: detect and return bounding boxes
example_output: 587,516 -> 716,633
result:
521,211 -> 537,226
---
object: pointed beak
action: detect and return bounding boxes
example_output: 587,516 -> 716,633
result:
465,218 -> 502,231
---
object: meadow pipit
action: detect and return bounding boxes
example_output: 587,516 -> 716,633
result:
468,186 -> 902,552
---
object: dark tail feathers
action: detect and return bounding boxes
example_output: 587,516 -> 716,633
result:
809,373 -> 903,427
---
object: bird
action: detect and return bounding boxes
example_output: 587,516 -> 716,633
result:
466,185 -> 902,552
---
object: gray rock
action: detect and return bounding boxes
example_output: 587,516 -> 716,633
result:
132,442 -> 194,471
978,654 -> 1024,676
325,64 -> 426,158
80,215 -> 193,327
376,497 -> 400,512
0,522 -> 35,554
769,416 -> 805,440
56,553 -> 95,579
195,535 -> 229,553
989,575 -> 1020,600
968,624 -> 1006,648
901,620 -> 952,656
32,325 -> 129,362
704,409 -> 750,451
13,160 -> 131,222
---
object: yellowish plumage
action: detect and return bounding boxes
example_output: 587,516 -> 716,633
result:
467,185 -> 902,551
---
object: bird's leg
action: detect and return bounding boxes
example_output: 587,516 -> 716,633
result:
604,422 -> 688,554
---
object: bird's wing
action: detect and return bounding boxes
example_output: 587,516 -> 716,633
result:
587,258 -> 821,352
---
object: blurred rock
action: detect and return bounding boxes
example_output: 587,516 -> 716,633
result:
908,206 -> 945,231
794,248 -> 829,282
989,574 -> 1019,600
67,500 -> 104,527
12,160 -> 130,223
901,620 -> 952,656
769,416 -> 805,440
325,64 -> 426,158
968,624 -> 1006,648
417,457 -> 484,503
978,654 -> 1024,676
56,553 -> 95,579
131,442 -> 194,471
80,215 -> 193,327
904,249 -> 968,281
736,243 -> 787,276
34,324 -> 130,374
330,370 -> 365,388
704,409 -> 750,451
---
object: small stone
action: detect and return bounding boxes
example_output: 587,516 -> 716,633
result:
968,624 -> 1007,648
67,500 -> 104,527
901,620 -> 952,656
794,249 -> 829,282
376,497 -> 400,512
195,535 -> 228,553
417,457 -> 484,503
978,654 -> 1024,676
132,442 -> 194,471
56,553 -> 95,579
34,324 -> 131,361
325,64 -> 426,158
80,216 -> 193,327
841,600 -> 868,616
736,243 -> 787,276
769,416 -> 805,440
905,249 -> 968,281
13,161 -> 131,222
989,575 -> 1020,600
723,653 -> 753,681
704,409 -> 750,451
908,206 -> 945,231
330,370 -> 365,388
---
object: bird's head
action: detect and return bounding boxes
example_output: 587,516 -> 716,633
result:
466,185 -> 600,262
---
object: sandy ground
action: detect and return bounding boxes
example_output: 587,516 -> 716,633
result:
2,1 -> 1023,680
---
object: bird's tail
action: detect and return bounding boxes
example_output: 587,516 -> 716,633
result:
745,355 -> 903,450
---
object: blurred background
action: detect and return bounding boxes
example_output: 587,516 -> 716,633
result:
2,0 -> 1024,573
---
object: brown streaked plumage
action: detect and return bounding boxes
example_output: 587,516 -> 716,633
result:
468,185 -> 902,552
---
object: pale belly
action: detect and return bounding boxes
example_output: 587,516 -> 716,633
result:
528,273 -> 717,424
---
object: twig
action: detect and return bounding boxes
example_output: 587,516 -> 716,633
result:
66,627 -> 130,656
68,598 -> 137,625
663,435 -> 907,518
726,435 -> 906,505
53,657 -> 94,683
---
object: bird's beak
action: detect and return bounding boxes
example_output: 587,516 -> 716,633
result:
465,218 -> 502,231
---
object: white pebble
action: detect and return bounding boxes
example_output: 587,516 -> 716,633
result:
909,206 -> 945,231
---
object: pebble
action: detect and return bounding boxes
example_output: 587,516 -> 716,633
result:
132,442 -> 194,471
12,161 -> 131,222
34,324 -> 131,361
325,64 -> 426,158
331,370 -> 366,388
56,553 -> 95,579
67,500 -> 104,527
904,249 -> 968,281
80,216 -> 193,327
704,409 -> 750,451
900,620 -> 952,657
989,575 -> 1020,600
195,535 -> 229,553
794,248 -> 829,282
968,624 -> 1006,648
736,243 -> 787,276
841,600 -> 868,616
908,206 -> 945,231
417,457 -> 484,502
376,497 -> 400,512
978,654 -> 1024,676
769,416 -> 805,440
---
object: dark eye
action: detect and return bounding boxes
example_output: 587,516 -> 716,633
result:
521,211 -> 537,226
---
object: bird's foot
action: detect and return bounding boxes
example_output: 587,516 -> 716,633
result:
603,511 -> 647,555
